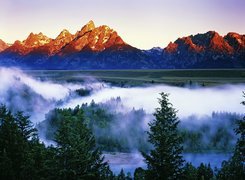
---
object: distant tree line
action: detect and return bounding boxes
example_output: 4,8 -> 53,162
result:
38,98 -> 150,153
38,98 -> 240,153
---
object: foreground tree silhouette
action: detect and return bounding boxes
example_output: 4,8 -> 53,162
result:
217,93 -> 245,179
142,93 -> 184,180
182,163 -> 197,180
54,107 -> 112,180
0,105 -> 47,180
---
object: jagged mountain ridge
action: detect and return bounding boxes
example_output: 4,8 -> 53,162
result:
0,39 -> 9,52
165,31 -> 244,54
163,31 -> 245,68
3,20 -> 128,57
0,21 -> 244,69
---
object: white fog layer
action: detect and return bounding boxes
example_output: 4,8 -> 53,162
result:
0,67 -> 244,124
64,84 -> 245,118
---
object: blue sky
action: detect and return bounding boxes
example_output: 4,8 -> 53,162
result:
1,0 -> 245,49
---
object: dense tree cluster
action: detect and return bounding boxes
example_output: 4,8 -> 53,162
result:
0,105 -> 112,180
38,98 -> 239,153
38,99 -> 150,152
180,112 -> 239,152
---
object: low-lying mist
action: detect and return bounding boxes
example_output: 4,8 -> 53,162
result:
64,83 -> 245,118
0,67 -> 106,123
0,67 -> 244,153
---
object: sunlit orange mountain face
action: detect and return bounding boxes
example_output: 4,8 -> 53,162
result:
0,39 -> 9,52
0,21 -> 244,69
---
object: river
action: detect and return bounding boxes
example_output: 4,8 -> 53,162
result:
103,152 -> 232,175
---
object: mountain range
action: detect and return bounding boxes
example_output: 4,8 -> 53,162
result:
0,21 -> 244,69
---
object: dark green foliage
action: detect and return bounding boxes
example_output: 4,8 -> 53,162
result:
38,98 -> 150,152
117,169 -> 126,180
0,104 -> 113,180
38,99 -> 240,154
125,172 -> 133,180
0,151 -> 14,180
217,93 -> 245,179
19,140 -> 48,180
217,120 -> 245,179
180,112 -> 239,153
0,104 -> 46,180
142,93 -> 184,179
54,106 -> 110,179
82,99 -> 150,152
75,88 -> 91,97
182,163 -> 198,180
15,111 -> 37,140
197,163 -> 213,180
116,169 -> 132,180
134,167 -> 146,180
182,162 -> 214,180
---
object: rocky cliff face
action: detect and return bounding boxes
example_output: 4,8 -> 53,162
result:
60,21 -> 126,55
164,31 -> 244,54
3,20 -> 128,57
163,31 -> 245,68
0,39 -> 9,52
5,32 -> 51,55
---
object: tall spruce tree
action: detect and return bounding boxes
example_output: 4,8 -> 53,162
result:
142,93 -> 184,180
0,105 -> 23,179
0,105 -> 47,180
54,107 -> 112,180
217,93 -> 245,180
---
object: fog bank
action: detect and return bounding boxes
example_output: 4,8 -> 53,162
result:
0,67 -> 244,123
64,84 -> 245,119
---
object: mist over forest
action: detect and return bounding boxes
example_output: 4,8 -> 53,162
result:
0,67 -> 244,179
0,67 -> 244,152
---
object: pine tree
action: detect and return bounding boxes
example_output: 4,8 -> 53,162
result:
54,107 -> 111,180
0,105 -> 50,180
142,93 -> 184,180
15,111 -> 37,141
0,105 -> 23,179
197,163 -> 213,180
182,163 -> 197,180
217,93 -> 245,179
134,167 -> 146,180
117,169 -> 126,180
217,120 -> 245,180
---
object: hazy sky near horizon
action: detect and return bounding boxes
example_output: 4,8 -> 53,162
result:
1,0 -> 245,49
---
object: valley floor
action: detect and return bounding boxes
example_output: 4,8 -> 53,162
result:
25,69 -> 245,86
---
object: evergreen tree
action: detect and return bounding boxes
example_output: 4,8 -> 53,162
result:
0,105 -> 23,179
217,93 -> 245,180
0,105 -> 52,180
117,169 -> 126,180
142,93 -> 184,180
0,150 -> 14,180
217,120 -> 245,179
217,92 -> 245,180
15,111 -> 37,140
197,163 -> 213,180
0,105 -> 114,180
134,167 -> 146,180
125,172 -> 132,180
54,107 -> 111,180
182,163 -> 197,180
